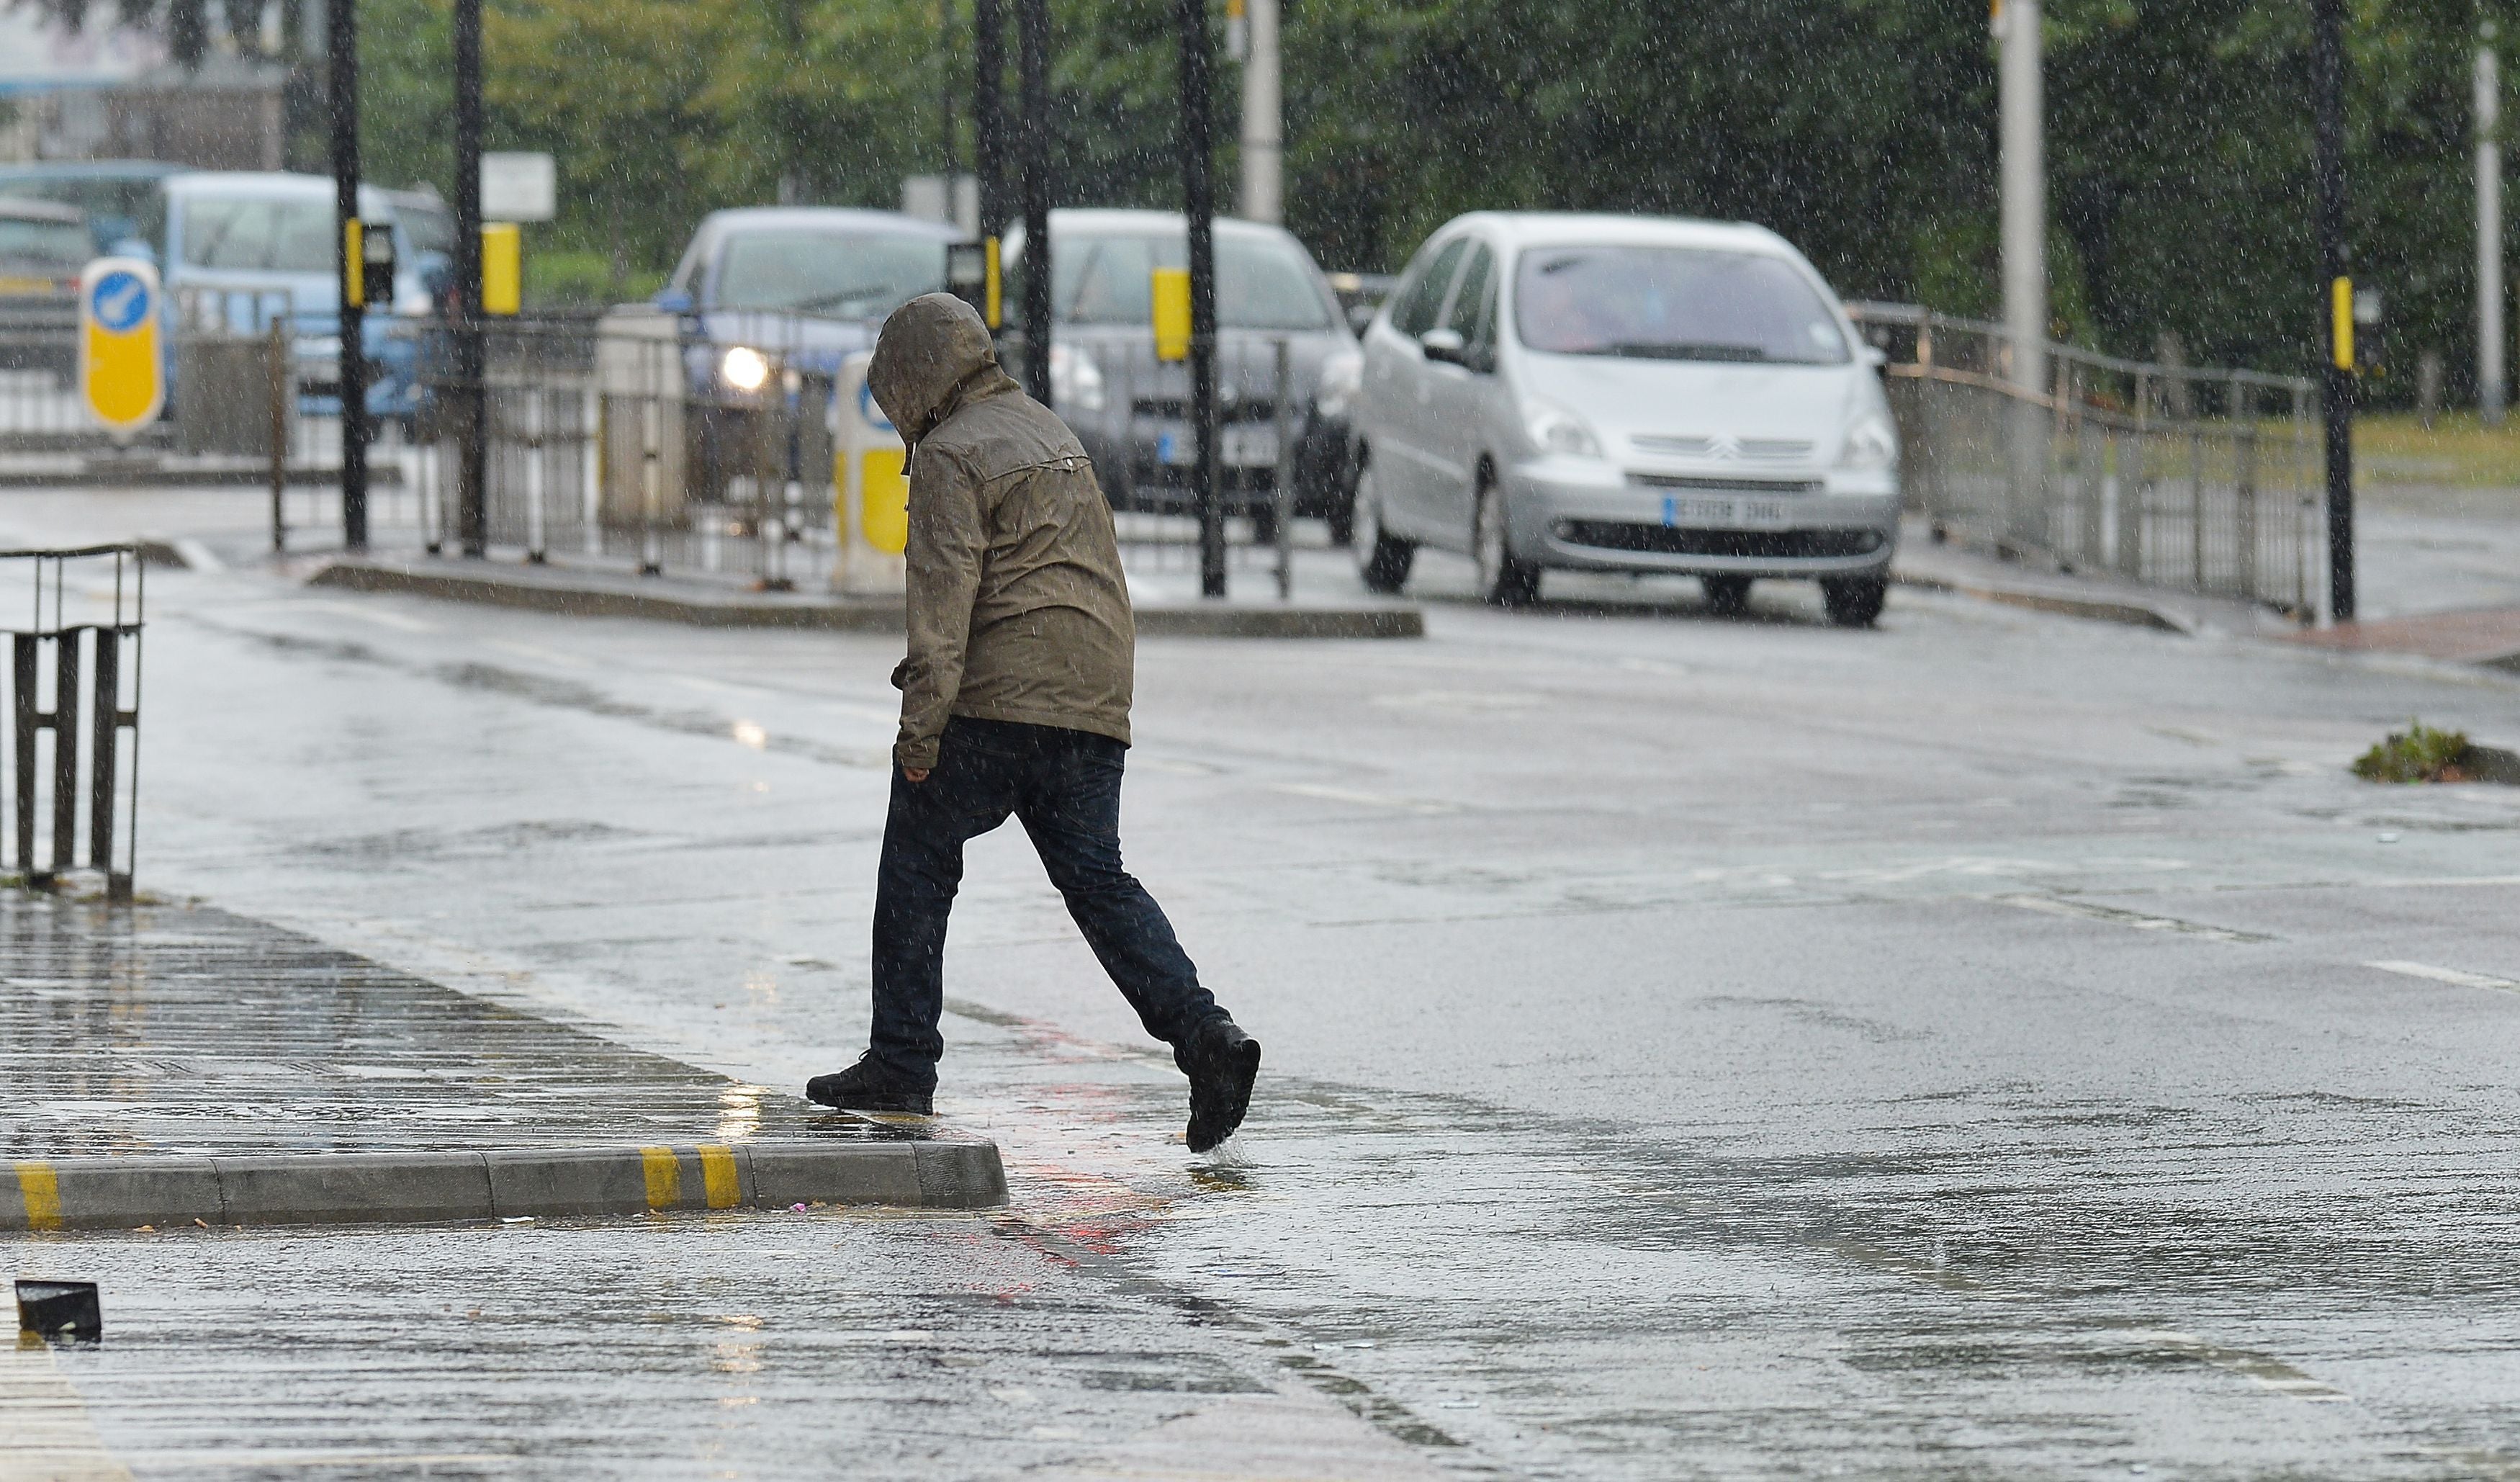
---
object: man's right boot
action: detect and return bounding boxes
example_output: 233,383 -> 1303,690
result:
1179,1017 -> 1261,1154
805,1054 -> 935,1115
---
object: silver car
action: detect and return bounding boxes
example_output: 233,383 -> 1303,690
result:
1351,212 -> 1901,625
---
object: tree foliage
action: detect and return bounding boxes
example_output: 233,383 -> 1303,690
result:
42,0 -> 2520,388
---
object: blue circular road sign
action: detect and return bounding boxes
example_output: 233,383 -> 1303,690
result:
89,271 -> 151,333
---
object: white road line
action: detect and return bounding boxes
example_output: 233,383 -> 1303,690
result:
0,1339 -> 134,1481
2366,960 -> 2520,992
2129,1329 -> 2349,1403
1992,893 -> 2272,943
1271,783 -> 1458,815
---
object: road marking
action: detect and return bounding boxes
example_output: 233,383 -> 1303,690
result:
2367,960 -> 2520,992
1992,893 -> 2272,943
14,1160 -> 62,1231
0,1338 -> 134,1481
2130,1329 -> 2349,1402
639,1145 -> 680,1208
292,598 -> 440,633
699,1144 -> 740,1208
1271,783 -> 1458,815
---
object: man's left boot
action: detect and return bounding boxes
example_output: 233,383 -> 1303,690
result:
1179,1016 -> 1261,1153
805,1054 -> 935,1115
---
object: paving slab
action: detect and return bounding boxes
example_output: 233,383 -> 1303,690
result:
0,897 -> 1002,1229
2282,603 -> 2520,670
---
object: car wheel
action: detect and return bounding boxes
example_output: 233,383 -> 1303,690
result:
1249,503 -> 1281,547
1822,574 -> 1889,628
1354,459 -> 1416,594
1703,574 -> 1752,616
1326,488 -> 1356,547
1474,479 -> 1541,608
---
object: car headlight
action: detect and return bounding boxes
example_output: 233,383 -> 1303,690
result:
721,345 -> 771,392
1049,342 -> 1105,412
1315,346 -> 1362,420
1522,396 -> 1602,459
1838,411 -> 1899,470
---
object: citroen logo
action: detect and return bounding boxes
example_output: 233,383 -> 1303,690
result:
1706,434 -> 1742,461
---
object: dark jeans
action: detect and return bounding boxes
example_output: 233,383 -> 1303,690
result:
870,717 -> 1220,1090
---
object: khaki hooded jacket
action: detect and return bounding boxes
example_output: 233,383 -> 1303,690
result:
866,292 -> 1135,771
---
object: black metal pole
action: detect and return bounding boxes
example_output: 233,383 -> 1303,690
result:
454,0 -> 487,558
973,0 -> 1004,235
2314,0 -> 2354,621
1174,0 -> 1223,597
1017,0 -> 1051,404
328,0 -> 367,549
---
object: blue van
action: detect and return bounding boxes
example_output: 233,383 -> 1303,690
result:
163,171 -> 432,419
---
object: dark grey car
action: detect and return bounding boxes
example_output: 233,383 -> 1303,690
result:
1004,210 -> 1364,542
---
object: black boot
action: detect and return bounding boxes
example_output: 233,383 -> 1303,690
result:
805,1054 -> 934,1115
1179,1017 -> 1261,1153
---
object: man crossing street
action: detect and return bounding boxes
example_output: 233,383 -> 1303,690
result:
806,292 -> 1261,1154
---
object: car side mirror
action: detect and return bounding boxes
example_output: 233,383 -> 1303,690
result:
1861,344 -> 1889,370
1346,302 -> 1377,336
1421,328 -> 1467,366
653,289 -> 695,314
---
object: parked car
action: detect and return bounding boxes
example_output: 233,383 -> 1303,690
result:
380,186 -> 454,314
0,160 -> 182,259
1002,210 -> 1362,542
0,197 -> 89,385
1351,212 -> 1900,624
629,207 -> 963,499
161,171 -> 436,419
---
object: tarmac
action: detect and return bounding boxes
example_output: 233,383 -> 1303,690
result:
0,897 -> 1003,1232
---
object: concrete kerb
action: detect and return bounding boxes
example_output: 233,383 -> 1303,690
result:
305,556 -> 1426,639
2,1140 -> 1007,1233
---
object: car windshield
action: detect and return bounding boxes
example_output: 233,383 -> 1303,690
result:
397,203 -> 454,256
0,177 -> 166,248
714,231 -> 946,315
1052,233 -> 1332,330
1513,245 -> 1849,364
0,216 -> 89,270
180,197 -> 336,272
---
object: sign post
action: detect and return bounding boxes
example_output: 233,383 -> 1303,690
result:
77,259 -> 163,439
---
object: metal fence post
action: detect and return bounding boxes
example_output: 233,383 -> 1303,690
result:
269,313 -> 288,553
1272,336 -> 1293,600
525,384 -> 547,564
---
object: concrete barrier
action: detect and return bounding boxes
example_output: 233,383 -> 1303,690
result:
4,1139 -> 1006,1232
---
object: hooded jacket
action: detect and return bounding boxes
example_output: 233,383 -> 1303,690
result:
866,292 -> 1135,771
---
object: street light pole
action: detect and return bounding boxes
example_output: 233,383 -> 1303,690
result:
1997,0 -> 2046,550
327,0 -> 367,549
2315,0 -> 2354,622
972,0 -> 1004,331
1238,0 -> 1280,225
1016,0 -> 1050,405
2480,25 -> 2504,428
454,0 -> 487,558
1174,0 -> 1223,597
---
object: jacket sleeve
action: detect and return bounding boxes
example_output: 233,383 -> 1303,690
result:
895,445 -> 988,771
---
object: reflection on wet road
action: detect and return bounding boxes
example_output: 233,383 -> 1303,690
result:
10,559 -> 2520,1476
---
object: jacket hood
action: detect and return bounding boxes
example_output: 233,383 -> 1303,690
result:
868,292 -> 1002,446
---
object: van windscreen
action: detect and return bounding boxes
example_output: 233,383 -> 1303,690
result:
181,198 -> 335,273
1514,246 -> 1849,364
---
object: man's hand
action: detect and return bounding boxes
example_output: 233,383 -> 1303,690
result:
902,767 -> 932,783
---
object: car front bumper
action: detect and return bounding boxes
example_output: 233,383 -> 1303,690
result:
1506,458 -> 1901,578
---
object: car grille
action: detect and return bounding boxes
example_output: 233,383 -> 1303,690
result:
1630,434 -> 1814,461
1554,521 -> 1885,559
1626,472 -> 1821,494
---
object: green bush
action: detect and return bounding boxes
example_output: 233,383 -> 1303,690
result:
2352,720 -> 2476,783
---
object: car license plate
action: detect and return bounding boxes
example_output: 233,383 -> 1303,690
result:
1662,494 -> 1791,531
1157,426 -> 1282,467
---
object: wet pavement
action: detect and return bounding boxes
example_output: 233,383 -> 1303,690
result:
0,897 -> 899,1157
7,489 -> 2520,1476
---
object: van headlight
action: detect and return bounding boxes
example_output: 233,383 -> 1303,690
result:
1522,395 -> 1602,459
1315,345 -> 1362,420
720,345 -> 771,392
1049,342 -> 1105,412
1838,412 -> 1899,470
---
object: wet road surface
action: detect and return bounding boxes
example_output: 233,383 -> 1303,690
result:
9,524 -> 2520,1477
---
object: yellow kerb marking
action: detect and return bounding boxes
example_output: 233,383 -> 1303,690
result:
699,1145 -> 740,1209
15,1162 -> 63,1232
639,1146 -> 680,1209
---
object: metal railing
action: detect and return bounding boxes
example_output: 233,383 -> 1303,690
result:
1849,303 -> 2325,618
375,313 -> 1322,598
0,546 -> 141,901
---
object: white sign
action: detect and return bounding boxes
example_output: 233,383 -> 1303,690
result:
480,152 -> 556,222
